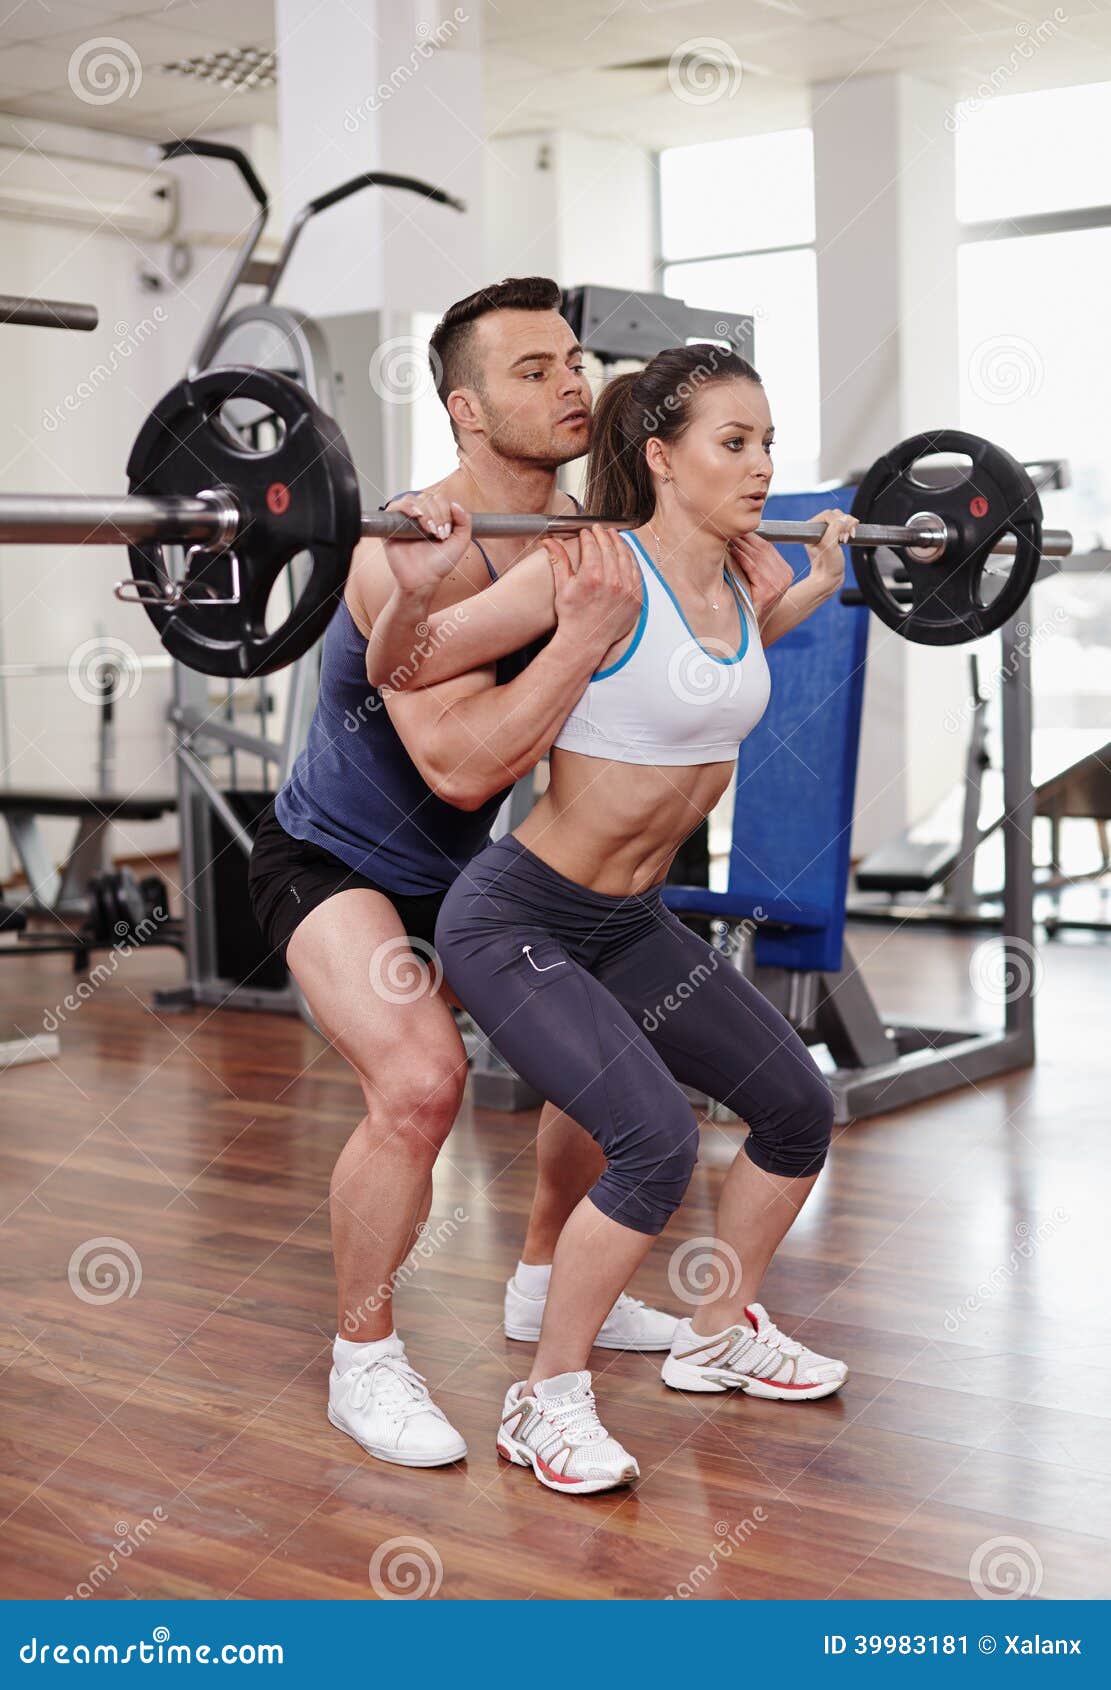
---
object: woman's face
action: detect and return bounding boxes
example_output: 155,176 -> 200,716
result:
653,377 -> 775,539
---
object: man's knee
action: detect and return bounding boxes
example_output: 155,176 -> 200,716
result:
745,1064 -> 835,1179
361,1056 -> 466,1159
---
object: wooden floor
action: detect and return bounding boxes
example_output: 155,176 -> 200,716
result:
1,919 -> 1107,1601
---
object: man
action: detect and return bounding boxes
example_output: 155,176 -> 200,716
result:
247,277 -> 677,1472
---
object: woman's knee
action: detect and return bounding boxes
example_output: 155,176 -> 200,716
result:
744,1062 -> 835,1179
594,1096 -> 700,1235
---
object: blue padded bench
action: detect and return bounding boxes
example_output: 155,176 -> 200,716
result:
663,486 -> 870,974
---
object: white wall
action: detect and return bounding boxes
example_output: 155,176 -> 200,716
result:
484,129 -> 655,292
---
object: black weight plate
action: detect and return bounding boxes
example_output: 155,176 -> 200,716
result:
126,366 -> 361,677
850,430 -> 1043,646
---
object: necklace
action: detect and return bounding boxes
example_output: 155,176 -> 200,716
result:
647,525 -> 728,610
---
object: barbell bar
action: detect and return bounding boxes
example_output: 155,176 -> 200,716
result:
0,490 -> 1073,560
0,292 -> 99,332
0,367 -> 1077,675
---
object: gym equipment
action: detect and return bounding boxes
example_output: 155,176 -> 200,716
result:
0,374 -> 1074,676
0,788 -> 178,920
83,867 -> 172,948
146,144 -> 457,1018
123,364 -> 362,677
849,431 -> 1045,645
661,488 -> 1040,1120
0,292 -> 98,331
854,655 -> 990,901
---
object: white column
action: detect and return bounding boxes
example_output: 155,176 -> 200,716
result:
274,0 -> 484,317
812,72 -> 963,853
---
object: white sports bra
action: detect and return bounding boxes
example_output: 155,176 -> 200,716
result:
552,531 -> 772,766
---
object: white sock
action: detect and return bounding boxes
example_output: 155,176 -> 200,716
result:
333,1331 -> 399,1376
514,1260 -> 552,1298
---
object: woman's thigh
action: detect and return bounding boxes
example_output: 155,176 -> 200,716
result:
435,909 -> 691,1156
596,907 -> 830,1125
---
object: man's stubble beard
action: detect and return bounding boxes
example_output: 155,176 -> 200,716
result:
483,405 -> 592,473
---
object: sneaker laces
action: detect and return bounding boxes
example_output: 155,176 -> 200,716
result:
612,1293 -> 647,1315
348,1352 -> 437,1419
546,1386 -> 606,1446
756,1320 -> 805,1359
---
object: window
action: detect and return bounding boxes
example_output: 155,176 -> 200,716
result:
958,227 -> 1111,553
957,82 -> 1111,781
663,251 -> 819,492
659,130 -> 815,259
658,130 -> 820,489
955,79 -> 1111,224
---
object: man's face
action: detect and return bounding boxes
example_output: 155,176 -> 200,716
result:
460,309 -> 592,468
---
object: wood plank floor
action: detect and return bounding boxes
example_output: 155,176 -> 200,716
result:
0,919 -> 1107,1601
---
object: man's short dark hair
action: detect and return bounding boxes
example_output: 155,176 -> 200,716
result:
429,277 -> 563,427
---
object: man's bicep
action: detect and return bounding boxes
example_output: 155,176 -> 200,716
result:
349,537 -> 491,632
381,666 -> 495,765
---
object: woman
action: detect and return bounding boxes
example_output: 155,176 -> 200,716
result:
372,344 -> 858,1494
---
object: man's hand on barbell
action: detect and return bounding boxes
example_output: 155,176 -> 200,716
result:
382,494 -> 472,596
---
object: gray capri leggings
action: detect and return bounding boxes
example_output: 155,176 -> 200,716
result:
435,835 -> 834,1236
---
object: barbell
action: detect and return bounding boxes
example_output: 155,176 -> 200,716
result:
0,364 -> 1073,677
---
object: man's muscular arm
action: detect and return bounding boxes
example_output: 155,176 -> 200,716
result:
366,545 -> 558,689
364,525 -> 640,697
382,629 -> 608,810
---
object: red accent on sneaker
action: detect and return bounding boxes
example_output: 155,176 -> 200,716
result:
536,1451 -> 585,1485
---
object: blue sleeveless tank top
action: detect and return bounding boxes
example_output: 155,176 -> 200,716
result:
275,513 -> 558,896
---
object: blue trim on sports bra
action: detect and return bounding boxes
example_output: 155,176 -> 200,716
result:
592,535 -> 649,680
624,532 -> 749,666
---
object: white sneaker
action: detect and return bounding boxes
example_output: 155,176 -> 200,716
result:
497,1371 -> 639,1495
504,1275 -> 679,1351
328,1336 -> 467,1467
661,1304 -> 848,1401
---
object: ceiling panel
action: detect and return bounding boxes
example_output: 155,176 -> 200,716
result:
0,1 -> 1108,145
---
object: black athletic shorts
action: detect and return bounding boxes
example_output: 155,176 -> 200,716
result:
247,801 -> 447,961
